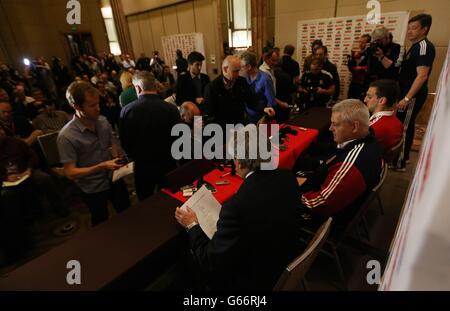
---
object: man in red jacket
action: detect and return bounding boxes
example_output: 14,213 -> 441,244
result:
364,79 -> 403,152
300,99 -> 383,225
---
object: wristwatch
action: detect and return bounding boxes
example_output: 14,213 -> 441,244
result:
186,222 -> 198,232
404,96 -> 411,102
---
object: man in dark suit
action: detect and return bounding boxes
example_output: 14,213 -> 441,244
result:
119,71 -> 181,201
204,56 -> 275,131
175,126 -> 302,290
175,51 -> 210,108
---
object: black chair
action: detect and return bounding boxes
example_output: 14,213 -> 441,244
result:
274,217 -> 332,291
37,132 -> 65,177
384,136 -> 404,164
300,163 -> 388,289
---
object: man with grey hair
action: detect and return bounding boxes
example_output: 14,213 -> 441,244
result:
299,99 -> 382,225
366,26 -> 401,86
175,125 -> 301,290
204,56 -> 275,130
119,71 -> 181,200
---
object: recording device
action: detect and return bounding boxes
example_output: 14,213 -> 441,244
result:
115,155 -> 130,165
307,86 -> 318,94
197,176 -> 217,193
367,41 -> 386,56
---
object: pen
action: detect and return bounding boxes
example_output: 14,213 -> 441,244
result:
220,172 -> 231,178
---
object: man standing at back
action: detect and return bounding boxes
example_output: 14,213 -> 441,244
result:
396,14 -> 435,171
175,51 -> 210,108
119,71 -> 181,201
204,56 -> 275,130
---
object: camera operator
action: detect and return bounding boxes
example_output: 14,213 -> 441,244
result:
366,27 -> 401,87
347,34 -> 371,100
299,57 -> 335,109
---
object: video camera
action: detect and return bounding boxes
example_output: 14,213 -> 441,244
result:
367,42 -> 386,55
307,86 -> 318,94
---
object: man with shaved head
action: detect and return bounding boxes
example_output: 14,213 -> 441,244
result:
180,101 -> 201,126
204,56 -> 275,130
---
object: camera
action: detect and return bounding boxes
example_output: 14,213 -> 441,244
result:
115,155 -> 129,165
307,86 -> 318,94
368,42 -> 385,55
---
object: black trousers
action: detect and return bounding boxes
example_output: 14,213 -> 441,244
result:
397,87 -> 428,164
134,163 -> 174,201
82,179 -> 130,227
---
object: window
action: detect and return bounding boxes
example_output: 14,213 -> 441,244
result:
101,0 -> 121,55
227,0 -> 251,48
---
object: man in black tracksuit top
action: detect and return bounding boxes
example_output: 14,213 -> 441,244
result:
396,14 -> 436,170
299,99 -> 383,228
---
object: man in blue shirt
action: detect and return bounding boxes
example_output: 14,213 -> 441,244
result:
240,51 -> 276,124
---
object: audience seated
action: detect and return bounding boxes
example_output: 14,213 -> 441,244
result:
97,81 -> 121,130
0,101 -> 43,146
157,65 -> 176,98
32,101 -> 71,133
364,79 -> 403,152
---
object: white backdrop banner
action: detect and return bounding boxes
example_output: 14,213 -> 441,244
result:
380,42 -> 450,291
161,33 -> 206,74
297,11 -> 410,100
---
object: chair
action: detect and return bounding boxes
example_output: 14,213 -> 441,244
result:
274,217 -> 332,291
383,137 -> 404,164
300,163 -> 389,289
37,132 -> 61,167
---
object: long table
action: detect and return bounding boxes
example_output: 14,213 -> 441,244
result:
0,192 -> 184,290
163,127 -> 319,204
0,121 -> 322,290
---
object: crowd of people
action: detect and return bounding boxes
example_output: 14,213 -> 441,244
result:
0,13 -> 435,289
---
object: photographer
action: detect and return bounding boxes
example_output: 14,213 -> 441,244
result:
366,27 -> 401,87
347,34 -> 371,100
299,57 -> 335,109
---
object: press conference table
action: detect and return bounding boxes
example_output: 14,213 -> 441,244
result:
0,119 -> 322,290
163,127 -> 319,204
0,192 -> 185,290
